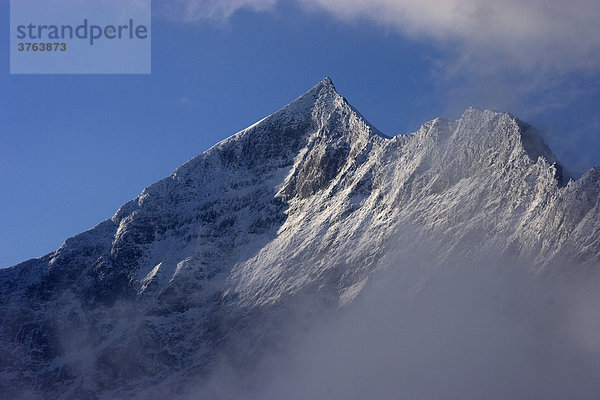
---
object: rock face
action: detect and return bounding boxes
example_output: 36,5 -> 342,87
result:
1,78 -> 599,399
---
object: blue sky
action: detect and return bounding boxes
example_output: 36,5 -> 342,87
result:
1,0 -> 599,268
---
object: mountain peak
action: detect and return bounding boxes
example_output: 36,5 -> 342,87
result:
276,77 -> 387,140
319,76 -> 335,88
286,76 -> 340,108
458,107 -> 563,175
201,77 -> 380,165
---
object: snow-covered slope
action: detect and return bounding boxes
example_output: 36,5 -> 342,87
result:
1,78 -> 599,399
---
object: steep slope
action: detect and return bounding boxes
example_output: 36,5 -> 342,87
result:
1,78 -> 599,399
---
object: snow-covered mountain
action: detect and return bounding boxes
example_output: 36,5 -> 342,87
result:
1,78 -> 599,399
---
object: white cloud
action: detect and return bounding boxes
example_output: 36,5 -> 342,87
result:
299,0 -> 600,76
154,0 -> 277,23
159,0 -> 600,76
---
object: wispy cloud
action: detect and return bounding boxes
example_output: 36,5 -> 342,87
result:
154,0 -> 277,23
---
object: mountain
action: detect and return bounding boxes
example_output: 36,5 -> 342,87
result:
1,78 -> 599,399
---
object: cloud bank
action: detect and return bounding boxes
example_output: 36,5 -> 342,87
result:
189,253 -> 600,400
307,0 -> 600,75
161,0 -> 600,76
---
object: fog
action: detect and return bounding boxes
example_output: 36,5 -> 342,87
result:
36,231 -> 600,400
192,251 -> 600,400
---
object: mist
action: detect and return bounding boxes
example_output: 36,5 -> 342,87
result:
191,249 -> 600,399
